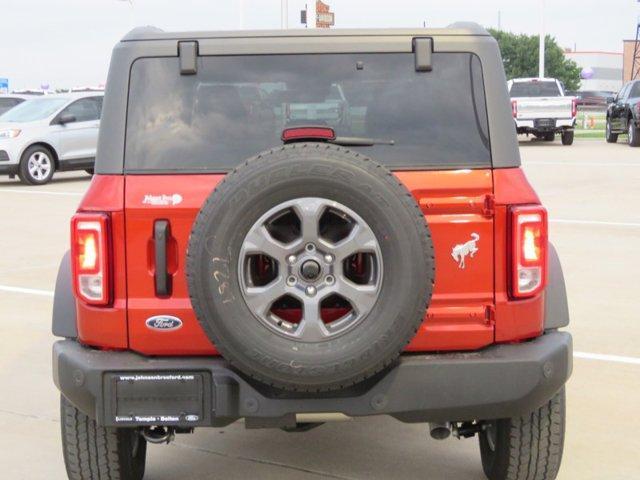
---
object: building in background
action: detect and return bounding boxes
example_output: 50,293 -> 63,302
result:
623,39 -> 640,82
565,51 -> 623,92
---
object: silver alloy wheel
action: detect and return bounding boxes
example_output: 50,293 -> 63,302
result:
629,123 -> 635,145
238,197 -> 383,343
27,151 -> 52,181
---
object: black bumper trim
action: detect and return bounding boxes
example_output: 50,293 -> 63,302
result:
0,164 -> 18,175
53,332 -> 572,427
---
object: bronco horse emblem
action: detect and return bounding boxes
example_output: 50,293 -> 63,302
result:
451,233 -> 480,269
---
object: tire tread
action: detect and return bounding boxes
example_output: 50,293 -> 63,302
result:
480,389 -> 565,480
60,396 -> 144,480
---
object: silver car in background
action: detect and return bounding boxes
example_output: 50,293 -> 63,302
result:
0,92 -> 103,184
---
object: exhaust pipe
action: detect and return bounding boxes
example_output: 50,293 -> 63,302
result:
429,422 -> 452,440
142,426 -> 175,444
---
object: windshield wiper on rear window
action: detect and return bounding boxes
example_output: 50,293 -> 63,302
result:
329,136 -> 395,146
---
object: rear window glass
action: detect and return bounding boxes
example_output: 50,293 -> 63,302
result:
125,53 -> 490,172
509,81 -> 561,98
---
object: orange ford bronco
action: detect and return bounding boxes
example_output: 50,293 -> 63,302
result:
52,24 -> 571,480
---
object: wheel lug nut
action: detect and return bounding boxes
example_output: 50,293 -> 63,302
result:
287,255 -> 297,265
325,275 -> 335,285
305,243 -> 316,252
287,276 -> 297,286
324,254 -> 333,264
306,286 -> 317,296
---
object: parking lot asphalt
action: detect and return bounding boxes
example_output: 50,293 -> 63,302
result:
0,139 -> 639,479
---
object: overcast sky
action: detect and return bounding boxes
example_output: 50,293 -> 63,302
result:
1,0 -> 638,90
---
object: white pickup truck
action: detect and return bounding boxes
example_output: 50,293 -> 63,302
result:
508,77 -> 577,145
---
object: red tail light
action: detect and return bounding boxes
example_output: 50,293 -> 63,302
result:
509,205 -> 547,298
281,126 -> 336,142
571,98 -> 577,118
71,213 -> 111,305
511,100 -> 518,118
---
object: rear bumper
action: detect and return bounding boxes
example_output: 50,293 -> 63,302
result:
53,332 -> 572,428
515,118 -> 575,132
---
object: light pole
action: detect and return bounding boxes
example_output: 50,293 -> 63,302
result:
539,0 -> 545,78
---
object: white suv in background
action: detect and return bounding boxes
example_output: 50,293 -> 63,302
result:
0,92 -> 103,185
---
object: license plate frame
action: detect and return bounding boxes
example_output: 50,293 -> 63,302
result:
534,118 -> 556,129
103,371 -> 211,426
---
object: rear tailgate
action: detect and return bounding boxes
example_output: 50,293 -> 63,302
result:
120,46 -> 498,355
514,96 -> 573,120
123,170 -> 495,356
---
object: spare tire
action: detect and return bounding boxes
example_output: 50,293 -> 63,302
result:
187,143 -> 434,392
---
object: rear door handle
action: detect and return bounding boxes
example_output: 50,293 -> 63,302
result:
154,220 -> 171,296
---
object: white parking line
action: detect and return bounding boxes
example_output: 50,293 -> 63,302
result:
2,284 -> 640,366
0,189 -> 83,197
0,285 -> 54,297
550,219 -> 640,228
574,351 -> 640,366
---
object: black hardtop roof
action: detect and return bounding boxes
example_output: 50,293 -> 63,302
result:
121,23 -> 489,42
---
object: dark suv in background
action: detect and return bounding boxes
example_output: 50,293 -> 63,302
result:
606,80 -> 640,146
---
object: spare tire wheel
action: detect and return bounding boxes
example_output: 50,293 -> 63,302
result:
187,143 -> 434,392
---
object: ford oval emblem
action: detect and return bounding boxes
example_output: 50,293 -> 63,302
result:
145,315 -> 183,331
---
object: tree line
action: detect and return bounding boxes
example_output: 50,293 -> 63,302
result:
489,29 -> 582,91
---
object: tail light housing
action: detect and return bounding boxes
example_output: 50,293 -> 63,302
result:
71,213 -> 111,305
571,98 -> 577,118
281,126 -> 336,142
511,100 -> 518,118
509,205 -> 547,298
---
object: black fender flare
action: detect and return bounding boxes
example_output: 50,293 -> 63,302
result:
52,251 -> 77,338
544,243 -> 569,330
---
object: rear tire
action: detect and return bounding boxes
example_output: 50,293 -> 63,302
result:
187,143 -> 434,392
543,132 -> 555,142
18,145 -> 55,185
61,396 -> 147,480
561,130 -> 574,146
628,120 -> 640,147
479,388 -> 565,480
605,119 -> 618,143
